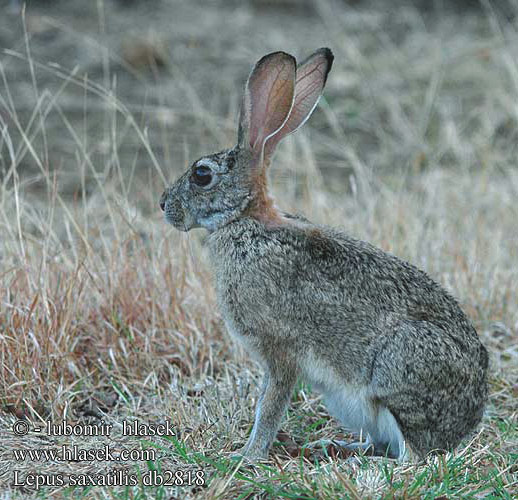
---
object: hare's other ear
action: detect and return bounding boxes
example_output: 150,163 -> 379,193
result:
238,51 -> 296,158
264,48 -> 334,160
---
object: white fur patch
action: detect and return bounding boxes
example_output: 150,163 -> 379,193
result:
196,158 -> 219,169
302,350 -> 407,460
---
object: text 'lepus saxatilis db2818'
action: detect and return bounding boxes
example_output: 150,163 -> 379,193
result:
160,48 -> 488,462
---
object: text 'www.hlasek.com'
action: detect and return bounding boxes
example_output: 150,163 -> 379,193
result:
10,419 -> 206,490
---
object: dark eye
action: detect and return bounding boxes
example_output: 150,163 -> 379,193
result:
191,165 -> 213,187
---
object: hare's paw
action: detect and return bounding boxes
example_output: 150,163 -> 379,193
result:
306,438 -> 402,460
229,446 -> 269,463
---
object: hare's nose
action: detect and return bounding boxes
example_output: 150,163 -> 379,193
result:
159,192 -> 167,211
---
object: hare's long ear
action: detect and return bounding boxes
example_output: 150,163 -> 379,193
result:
237,51 -> 296,159
264,48 -> 334,160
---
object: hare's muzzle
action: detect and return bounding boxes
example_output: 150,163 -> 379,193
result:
160,187 -> 193,231
159,190 -> 167,212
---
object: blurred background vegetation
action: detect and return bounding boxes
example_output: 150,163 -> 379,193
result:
2,0 -> 518,205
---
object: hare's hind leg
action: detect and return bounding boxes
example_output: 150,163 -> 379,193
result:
367,406 -> 409,460
323,387 -> 407,460
371,319 -> 486,459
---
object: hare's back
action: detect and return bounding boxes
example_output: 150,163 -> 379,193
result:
208,217 -> 479,349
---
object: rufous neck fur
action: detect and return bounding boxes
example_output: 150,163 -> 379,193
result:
244,166 -> 286,227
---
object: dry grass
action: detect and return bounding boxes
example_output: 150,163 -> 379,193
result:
0,0 -> 517,498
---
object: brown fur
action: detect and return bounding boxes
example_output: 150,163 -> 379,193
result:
160,48 -> 488,462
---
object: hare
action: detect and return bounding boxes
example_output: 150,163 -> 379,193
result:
160,48 -> 488,461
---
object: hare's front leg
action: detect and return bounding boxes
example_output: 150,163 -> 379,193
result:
240,368 -> 296,459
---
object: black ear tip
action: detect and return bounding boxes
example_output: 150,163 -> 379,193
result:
318,47 -> 334,79
299,48 -> 334,85
322,48 -> 334,66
